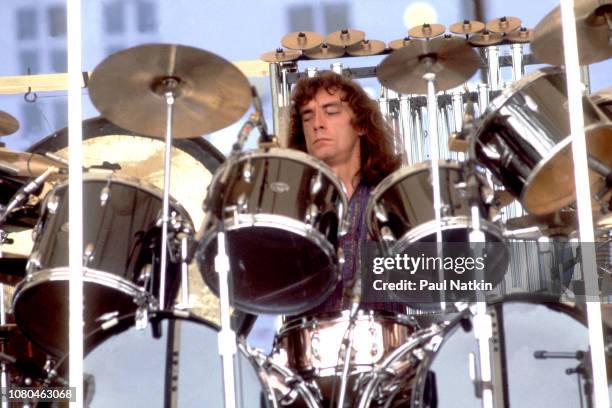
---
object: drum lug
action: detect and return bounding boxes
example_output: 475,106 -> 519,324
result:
339,218 -> 350,236
46,194 -> 59,214
242,159 -> 253,183
304,203 -> 319,225
310,171 -> 323,195
236,193 -> 248,213
374,203 -> 389,223
337,247 -> 345,266
137,264 -> 153,289
311,329 -> 321,361
83,243 -> 95,266
380,226 -> 396,243
100,184 -> 111,207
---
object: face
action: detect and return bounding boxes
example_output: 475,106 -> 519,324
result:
300,88 -> 361,169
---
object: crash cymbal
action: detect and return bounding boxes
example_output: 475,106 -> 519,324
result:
408,23 -> 446,39
468,30 -> 504,46
504,211 -> 579,239
260,48 -> 301,63
507,27 -> 534,43
532,0 -> 612,66
0,112 -> 19,136
377,36 -> 481,94
88,43 -> 252,139
486,16 -> 522,33
326,28 -> 365,47
347,39 -> 386,56
493,189 -> 516,208
0,148 -> 65,178
281,31 -> 324,50
303,43 -> 345,59
388,37 -> 413,51
449,20 -> 486,35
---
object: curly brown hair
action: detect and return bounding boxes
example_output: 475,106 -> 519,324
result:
288,72 -> 400,186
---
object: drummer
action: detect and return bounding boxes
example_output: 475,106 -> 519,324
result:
288,71 -> 404,314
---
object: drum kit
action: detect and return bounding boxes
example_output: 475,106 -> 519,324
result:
0,2 -> 609,408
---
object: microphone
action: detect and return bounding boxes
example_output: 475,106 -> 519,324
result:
0,166 -> 58,226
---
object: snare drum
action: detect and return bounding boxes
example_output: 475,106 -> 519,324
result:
197,148 -> 348,315
272,311 -> 418,404
56,311 -> 320,407
358,298 -> 592,407
471,67 -> 612,215
12,174 -> 192,356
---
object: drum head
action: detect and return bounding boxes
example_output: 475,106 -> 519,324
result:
59,312 -> 272,407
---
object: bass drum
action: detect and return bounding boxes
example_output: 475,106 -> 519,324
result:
358,298 -> 594,407
55,312 -> 320,408
27,116 -> 225,325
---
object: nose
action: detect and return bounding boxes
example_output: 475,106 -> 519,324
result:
312,110 -> 326,130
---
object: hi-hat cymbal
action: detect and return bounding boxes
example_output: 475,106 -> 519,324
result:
88,43 -> 252,139
377,36 -> 481,94
347,39 -> 386,56
486,16 -> 522,33
507,27 -> 534,43
304,43 -> 345,59
0,112 -> 19,136
388,37 -> 413,51
469,30 -> 504,46
449,20 -> 486,35
532,0 -> 612,66
260,48 -> 301,63
408,23 -> 446,39
281,31 -> 324,50
326,29 -> 365,47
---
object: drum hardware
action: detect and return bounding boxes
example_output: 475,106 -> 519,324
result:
532,0 -> 612,66
346,39 -> 386,57
408,23 -> 446,39
0,111 -> 19,137
261,48 -> 302,63
304,43 -> 345,60
485,16 -> 522,34
388,37 -> 413,51
330,62 -> 344,74
282,31 -> 325,50
468,30 -> 504,47
449,20 -> 486,37
534,350 -> 595,408
484,45 -> 501,91
326,28 -> 365,48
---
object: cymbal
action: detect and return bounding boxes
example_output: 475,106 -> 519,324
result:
347,39 -> 386,56
0,112 -> 19,136
88,43 -> 252,139
408,23 -> 446,39
281,31 -> 324,50
0,148 -> 65,178
449,20 -> 485,35
468,30 -> 504,46
486,16 -> 522,33
532,0 -> 612,66
507,27 -> 534,43
377,36 -> 481,94
260,48 -> 301,62
303,43 -> 345,59
388,37 -> 413,51
326,28 -> 365,47
493,189 -> 516,208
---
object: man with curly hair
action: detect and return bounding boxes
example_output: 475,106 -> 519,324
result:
288,71 -> 403,314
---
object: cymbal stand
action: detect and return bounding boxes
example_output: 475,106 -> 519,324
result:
157,78 -> 178,312
206,99 -> 263,408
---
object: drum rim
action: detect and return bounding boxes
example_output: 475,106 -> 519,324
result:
366,160 -> 463,239
45,172 -> 194,229
209,147 -> 349,212
26,115 -> 225,172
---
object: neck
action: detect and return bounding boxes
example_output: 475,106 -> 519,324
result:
330,159 -> 360,199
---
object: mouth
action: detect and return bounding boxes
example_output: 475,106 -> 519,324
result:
313,138 -> 331,146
